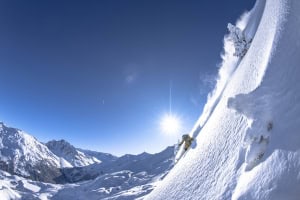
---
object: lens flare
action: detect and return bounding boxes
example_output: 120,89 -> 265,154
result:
160,114 -> 181,134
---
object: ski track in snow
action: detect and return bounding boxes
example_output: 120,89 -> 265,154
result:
1,0 -> 300,199
190,7 -> 252,140
147,0 -> 300,199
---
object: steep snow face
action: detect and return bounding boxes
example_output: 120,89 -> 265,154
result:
146,0 -> 300,199
0,123 -> 66,183
46,140 -> 101,167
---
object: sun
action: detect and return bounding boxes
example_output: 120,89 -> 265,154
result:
160,114 -> 181,134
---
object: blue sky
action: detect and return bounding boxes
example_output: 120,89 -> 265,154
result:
0,0 -> 255,155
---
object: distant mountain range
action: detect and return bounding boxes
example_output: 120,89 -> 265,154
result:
46,139 -> 117,167
0,122 -> 175,199
0,122 -> 64,183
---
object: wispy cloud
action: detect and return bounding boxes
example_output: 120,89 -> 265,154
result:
190,72 -> 217,108
125,72 -> 137,84
124,64 -> 139,85
199,73 -> 217,95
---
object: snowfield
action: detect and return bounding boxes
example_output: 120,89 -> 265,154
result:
0,170 -> 62,200
1,0 -> 300,199
0,122 -> 174,200
146,0 -> 300,199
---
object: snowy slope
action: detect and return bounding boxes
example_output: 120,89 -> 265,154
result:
0,146 -> 174,200
62,146 -> 174,183
0,170 -> 61,200
0,122 -> 175,199
46,140 -> 101,167
52,146 -> 174,199
0,122 -> 118,184
146,0 -> 300,199
52,170 -> 160,200
0,122 -> 69,183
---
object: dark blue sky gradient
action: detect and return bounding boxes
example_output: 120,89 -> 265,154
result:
0,0 -> 255,155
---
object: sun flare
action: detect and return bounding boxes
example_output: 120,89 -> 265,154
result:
160,114 -> 181,134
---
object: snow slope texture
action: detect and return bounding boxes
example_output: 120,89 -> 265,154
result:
146,0 -> 300,199
0,169 -> 62,200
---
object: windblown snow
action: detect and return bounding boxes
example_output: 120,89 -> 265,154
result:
146,0 -> 300,199
1,0 -> 300,199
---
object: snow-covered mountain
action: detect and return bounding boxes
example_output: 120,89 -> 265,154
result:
0,145 -> 174,200
0,168 -> 159,200
3,0 -> 299,199
0,146 -> 174,200
53,147 -> 174,199
146,0 -> 300,199
0,122 -> 67,183
46,139 -> 101,167
77,148 -> 117,164
0,123 -> 119,184
0,122 -> 175,199
62,146 -> 174,183
0,170 -> 62,199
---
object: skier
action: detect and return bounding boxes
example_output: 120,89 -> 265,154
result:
178,134 -> 194,151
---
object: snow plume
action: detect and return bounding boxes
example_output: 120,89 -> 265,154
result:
147,0 -> 300,199
227,23 -> 252,57
191,12 -> 251,138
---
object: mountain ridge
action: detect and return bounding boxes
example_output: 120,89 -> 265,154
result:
0,122 -> 175,199
46,139 -> 101,167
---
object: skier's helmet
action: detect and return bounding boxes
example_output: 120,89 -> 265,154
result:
182,134 -> 189,139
